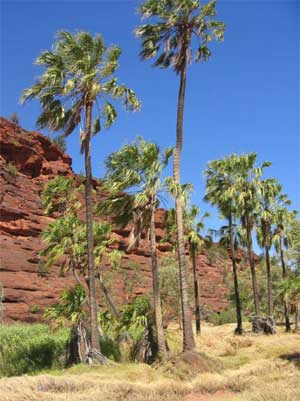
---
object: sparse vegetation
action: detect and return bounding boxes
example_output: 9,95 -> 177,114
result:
52,135 -> 67,153
208,307 -> 238,326
0,324 -> 299,400
29,305 -> 42,314
9,112 -> 20,125
0,284 -> 3,324
4,161 -> 17,177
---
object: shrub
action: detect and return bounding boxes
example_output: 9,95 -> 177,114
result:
99,296 -> 154,362
100,335 -> 122,362
29,305 -> 42,314
9,112 -> 20,125
208,307 -> 237,326
205,243 -> 228,266
0,324 -> 69,377
0,283 -> 3,323
5,161 -> 17,177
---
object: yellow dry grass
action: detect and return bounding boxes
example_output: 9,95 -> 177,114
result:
0,323 -> 299,401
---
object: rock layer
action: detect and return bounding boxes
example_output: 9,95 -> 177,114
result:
0,117 -> 229,323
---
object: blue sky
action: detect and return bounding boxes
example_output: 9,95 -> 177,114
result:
1,0 -> 299,234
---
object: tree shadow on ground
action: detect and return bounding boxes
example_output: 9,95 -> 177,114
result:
280,352 -> 300,368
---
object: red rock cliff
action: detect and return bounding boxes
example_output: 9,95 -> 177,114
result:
0,117 -> 229,323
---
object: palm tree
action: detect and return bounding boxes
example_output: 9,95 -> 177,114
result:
256,178 -> 282,317
288,216 -> 300,270
136,0 -> 225,352
205,156 -> 243,335
232,154 -> 271,317
42,176 -> 121,319
41,212 -> 122,318
273,207 -> 297,331
44,285 -> 91,364
165,203 -> 209,334
286,217 -> 300,331
21,31 -> 140,358
186,205 -> 209,335
277,272 -> 300,331
98,138 -> 173,359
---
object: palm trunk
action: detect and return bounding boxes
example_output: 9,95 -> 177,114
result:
174,67 -> 195,352
263,222 -> 273,317
97,271 -> 119,318
265,246 -> 273,316
245,218 -> 260,316
190,242 -> 201,334
229,213 -> 243,334
279,238 -> 291,331
295,305 -> 299,331
150,203 -> 167,359
84,102 -> 100,353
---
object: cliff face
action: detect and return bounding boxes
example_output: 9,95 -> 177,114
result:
0,117 -> 229,323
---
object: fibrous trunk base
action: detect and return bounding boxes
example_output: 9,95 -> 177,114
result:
252,316 -> 276,334
66,323 -> 110,366
131,325 -> 158,364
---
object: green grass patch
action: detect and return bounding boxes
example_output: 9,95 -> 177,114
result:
0,324 -> 69,377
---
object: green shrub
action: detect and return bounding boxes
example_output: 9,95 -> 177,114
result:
29,305 -> 42,314
5,161 -> 18,177
0,283 -> 3,324
98,296 -> 154,362
208,307 -> 237,326
0,324 -> 69,377
100,335 -> 121,361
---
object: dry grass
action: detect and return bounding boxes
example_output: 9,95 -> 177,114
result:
0,323 -> 299,401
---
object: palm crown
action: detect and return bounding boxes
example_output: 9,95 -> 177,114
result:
165,202 -> 209,251
21,31 -> 140,140
41,215 -> 113,276
136,0 -> 225,73
98,138 -> 173,250
206,153 -> 271,230
256,179 -> 290,250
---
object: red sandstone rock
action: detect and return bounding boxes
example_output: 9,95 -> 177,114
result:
0,117 -> 230,323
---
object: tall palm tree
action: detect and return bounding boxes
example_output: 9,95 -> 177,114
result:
289,216 -> 300,270
232,154 -> 271,317
186,205 -> 209,335
22,31 -> 140,358
256,178 -> 284,317
277,272 -> 300,331
136,0 -> 225,352
98,138 -> 173,359
165,203 -> 209,335
273,207 -> 297,331
205,156 -> 243,335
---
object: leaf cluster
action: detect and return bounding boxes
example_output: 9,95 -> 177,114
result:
22,31 -> 140,145
136,0 -> 225,73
